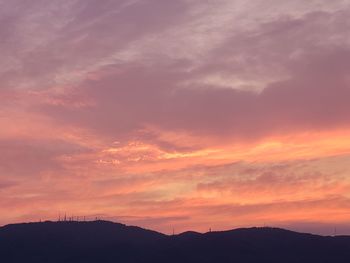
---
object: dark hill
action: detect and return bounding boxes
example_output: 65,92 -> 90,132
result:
1,221 -> 350,263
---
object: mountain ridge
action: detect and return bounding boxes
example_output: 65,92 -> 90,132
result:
1,220 -> 350,262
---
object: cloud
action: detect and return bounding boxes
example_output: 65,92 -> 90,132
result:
0,0 -> 190,89
0,138 -> 87,177
1,0 -> 350,234
196,159 -> 350,202
40,44 -> 350,147
0,180 -> 17,190
4,2 -> 350,148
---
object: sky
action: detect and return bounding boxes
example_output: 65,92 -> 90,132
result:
1,0 -> 350,235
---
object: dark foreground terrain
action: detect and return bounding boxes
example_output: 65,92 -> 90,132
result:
1,220 -> 350,262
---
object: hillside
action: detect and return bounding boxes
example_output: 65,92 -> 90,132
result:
1,221 -> 350,262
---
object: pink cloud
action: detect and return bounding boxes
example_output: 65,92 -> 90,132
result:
1,0 -> 350,234
40,45 -> 350,147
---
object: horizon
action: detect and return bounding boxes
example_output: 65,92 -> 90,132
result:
1,219 -> 347,237
1,1 -> 350,236
1,218 -> 349,237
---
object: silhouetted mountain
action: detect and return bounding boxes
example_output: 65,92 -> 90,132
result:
1,221 -> 350,262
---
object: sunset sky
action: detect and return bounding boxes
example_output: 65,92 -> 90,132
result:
1,0 -> 350,235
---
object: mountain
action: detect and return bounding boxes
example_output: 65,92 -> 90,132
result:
1,220 -> 350,262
